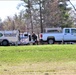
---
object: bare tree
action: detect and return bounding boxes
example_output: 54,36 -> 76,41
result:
20,0 -> 73,33
2,11 -> 26,32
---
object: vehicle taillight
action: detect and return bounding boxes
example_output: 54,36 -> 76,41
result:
40,34 -> 42,38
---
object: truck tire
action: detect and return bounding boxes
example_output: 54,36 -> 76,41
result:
2,40 -> 9,46
48,39 -> 54,44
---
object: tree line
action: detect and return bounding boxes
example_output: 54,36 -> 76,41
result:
0,0 -> 76,33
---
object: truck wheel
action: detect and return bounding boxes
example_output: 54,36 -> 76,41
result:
48,39 -> 54,44
2,40 -> 9,46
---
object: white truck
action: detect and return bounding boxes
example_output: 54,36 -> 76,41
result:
0,30 -> 20,46
39,28 -> 76,44
18,32 -> 31,45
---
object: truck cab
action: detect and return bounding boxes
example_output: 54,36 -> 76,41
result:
63,28 -> 76,41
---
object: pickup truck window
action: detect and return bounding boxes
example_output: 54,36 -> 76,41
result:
71,29 -> 76,33
0,33 -> 3,37
65,29 -> 70,33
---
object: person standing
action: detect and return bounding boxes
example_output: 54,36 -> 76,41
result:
32,32 -> 38,45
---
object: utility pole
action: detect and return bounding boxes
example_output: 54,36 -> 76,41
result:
39,0 -> 43,33
12,20 -> 15,30
28,0 -> 33,33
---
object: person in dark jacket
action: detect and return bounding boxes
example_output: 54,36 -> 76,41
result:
32,32 -> 38,45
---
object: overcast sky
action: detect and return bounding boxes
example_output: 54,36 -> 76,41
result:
0,0 -> 23,21
0,0 -> 76,21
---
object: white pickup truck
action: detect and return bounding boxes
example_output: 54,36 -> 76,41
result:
39,28 -> 76,44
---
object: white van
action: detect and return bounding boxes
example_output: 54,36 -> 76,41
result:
0,30 -> 19,46
18,32 -> 31,45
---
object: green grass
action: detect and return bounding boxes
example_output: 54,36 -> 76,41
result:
0,45 -> 76,63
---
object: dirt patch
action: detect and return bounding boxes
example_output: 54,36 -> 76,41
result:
0,61 -> 76,75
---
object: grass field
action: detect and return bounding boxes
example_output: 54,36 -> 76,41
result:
0,45 -> 76,75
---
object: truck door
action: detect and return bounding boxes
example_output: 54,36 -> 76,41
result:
70,29 -> 76,41
63,29 -> 72,41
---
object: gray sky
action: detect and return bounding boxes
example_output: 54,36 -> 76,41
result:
0,1 -> 22,21
0,0 -> 76,21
